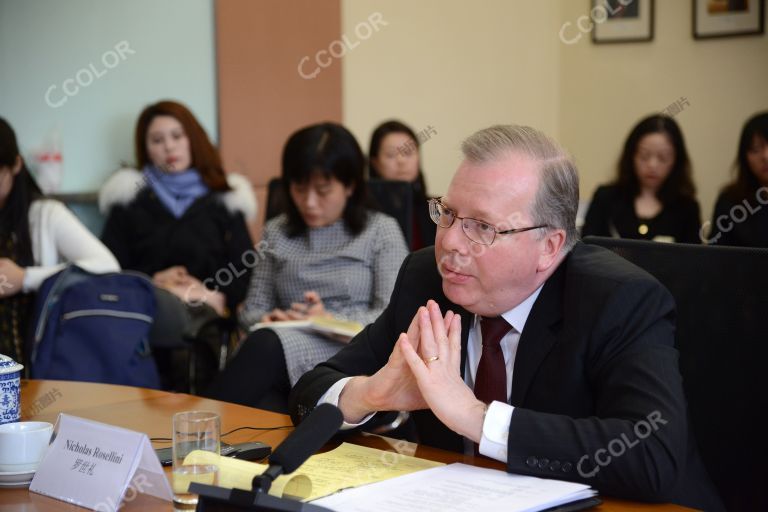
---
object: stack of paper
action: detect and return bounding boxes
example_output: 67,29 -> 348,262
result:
313,463 -> 597,512
185,442 -> 443,501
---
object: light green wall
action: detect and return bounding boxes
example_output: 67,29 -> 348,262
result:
0,0 -> 217,193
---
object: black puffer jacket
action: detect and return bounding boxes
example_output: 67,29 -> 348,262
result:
99,169 -> 256,310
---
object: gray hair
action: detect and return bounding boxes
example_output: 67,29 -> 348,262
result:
461,125 -> 580,252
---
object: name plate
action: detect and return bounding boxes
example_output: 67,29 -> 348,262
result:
30,413 -> 172,511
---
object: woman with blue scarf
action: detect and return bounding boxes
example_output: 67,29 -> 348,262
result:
99,100 -> 256,390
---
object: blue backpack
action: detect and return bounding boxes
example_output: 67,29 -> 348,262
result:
27,265 -> 160,389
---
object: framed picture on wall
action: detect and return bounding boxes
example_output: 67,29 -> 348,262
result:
592,0 -> 655,43
693,0 -> 765,39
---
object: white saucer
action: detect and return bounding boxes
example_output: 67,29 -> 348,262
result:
0,469 -> 36,487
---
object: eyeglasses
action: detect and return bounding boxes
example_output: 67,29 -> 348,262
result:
428,198 -> 548,246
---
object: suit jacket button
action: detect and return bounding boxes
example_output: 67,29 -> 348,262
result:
538,458 -> 549,469
526,456 -> 538,468
561,462 -> 573,473
549,460 -> 561,471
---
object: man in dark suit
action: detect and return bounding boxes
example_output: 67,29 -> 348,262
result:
289,125 -> 722,511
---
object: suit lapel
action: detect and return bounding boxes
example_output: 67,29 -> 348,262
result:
510,260 -> 566,406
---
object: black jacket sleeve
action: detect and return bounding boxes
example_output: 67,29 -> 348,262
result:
677,198 -> 702,244
100,206 -> 136,270
218,211 -> 254,311
581,185 -> 613,238
707,192 -> 736,246
506,277 -> 687,502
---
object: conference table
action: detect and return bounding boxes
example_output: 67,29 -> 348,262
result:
2,380 -> 694,511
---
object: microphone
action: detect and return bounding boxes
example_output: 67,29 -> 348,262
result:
191,404 -> 343,511
252,403 -> 344,492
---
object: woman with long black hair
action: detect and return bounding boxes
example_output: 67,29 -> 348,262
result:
707,112 -> 768,247
368,120 -> 436,250
0,117 -> 119,363
582,114 -> 701,243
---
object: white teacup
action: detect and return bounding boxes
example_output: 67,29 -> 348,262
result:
0,421 -> 54,473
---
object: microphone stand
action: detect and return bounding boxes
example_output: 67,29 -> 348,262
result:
192,404 -> 341,511
250,464 -> 284,495
191,438 -> 335,510
191,471 -> 333,511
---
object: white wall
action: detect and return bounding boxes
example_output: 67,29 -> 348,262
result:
341,1 -> 767,225
341,0 -> 562,197
3,0 -> 765,226
0,0 -> 216,193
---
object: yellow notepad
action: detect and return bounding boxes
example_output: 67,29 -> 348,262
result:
184,441 -> 444,501
248,317 -> 364,341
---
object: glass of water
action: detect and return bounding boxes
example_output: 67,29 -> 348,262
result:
172,411 -> 220,510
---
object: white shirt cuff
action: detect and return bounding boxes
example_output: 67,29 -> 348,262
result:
22,264 -> 65,293
478,401 -> 514,462
317,377 -> 376,430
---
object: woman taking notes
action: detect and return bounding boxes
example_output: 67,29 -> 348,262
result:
206,122 -> 408,412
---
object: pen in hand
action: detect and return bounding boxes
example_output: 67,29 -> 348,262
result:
262,290 -> 349,324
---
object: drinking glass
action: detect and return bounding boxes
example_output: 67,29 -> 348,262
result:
172,411 -> 220,510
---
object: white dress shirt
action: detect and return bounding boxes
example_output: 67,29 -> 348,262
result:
319,285 -> 544,464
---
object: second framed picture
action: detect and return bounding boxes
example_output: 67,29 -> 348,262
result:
592,0 -> 655,44
693,0 -> 765,39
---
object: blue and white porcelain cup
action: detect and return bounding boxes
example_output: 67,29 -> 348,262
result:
0,354 -> 24,425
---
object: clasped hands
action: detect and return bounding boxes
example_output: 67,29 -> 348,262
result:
339,300 -> 487,443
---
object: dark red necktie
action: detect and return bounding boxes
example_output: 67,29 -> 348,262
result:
474,316 -> 511,404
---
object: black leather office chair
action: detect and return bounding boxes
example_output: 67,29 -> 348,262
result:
583,237 -> 768,511
150,287 -> 237,394
366,179 -> 414,248
265,177 -> 286,221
